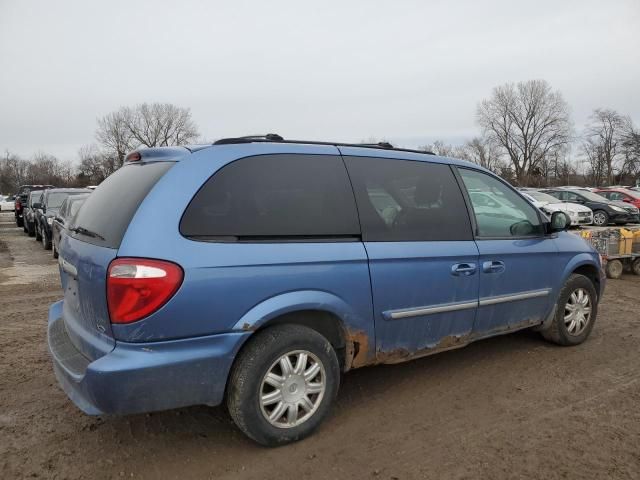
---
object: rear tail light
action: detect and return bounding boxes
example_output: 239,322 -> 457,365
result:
107,258 -> 183,324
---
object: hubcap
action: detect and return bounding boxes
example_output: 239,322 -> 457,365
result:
564,288 -> 591,336
259,350 -> 325,429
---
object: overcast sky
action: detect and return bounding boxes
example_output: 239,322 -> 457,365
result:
1,0 -> 639,162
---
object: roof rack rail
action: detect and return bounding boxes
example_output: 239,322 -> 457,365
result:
213,134 -> 283,145
212,134 -> 435,155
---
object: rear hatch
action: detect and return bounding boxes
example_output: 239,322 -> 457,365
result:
58,161 -> 174,361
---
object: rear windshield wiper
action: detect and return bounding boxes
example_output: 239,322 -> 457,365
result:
70,226 -> 106,241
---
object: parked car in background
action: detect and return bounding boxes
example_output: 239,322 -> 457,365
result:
595,188 -> 640,210
14,184 -> 55,227
0,194 -> 16,211
542,188 -> 638,226
51,193 -> 91,258
37,188 -> 92,250
23,190 -> 44,236
521,190 -> 593,226
48,138 -> 604,446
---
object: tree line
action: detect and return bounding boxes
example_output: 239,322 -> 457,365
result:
1,81 -> 639,194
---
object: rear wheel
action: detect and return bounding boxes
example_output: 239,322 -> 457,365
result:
605,259 -> 624,279
227,324 -> 340,446
541,274 -> 598,346
592,210 -> 609,226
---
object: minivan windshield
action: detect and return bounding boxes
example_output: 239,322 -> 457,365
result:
70,162 -> 173,248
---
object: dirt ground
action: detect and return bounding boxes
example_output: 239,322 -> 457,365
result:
1,211 -> 639,480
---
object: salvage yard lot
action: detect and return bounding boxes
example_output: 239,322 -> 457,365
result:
1,210 -> 639,480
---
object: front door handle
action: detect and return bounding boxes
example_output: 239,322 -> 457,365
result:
482,260 -> 505,274
451,263 -> 477,276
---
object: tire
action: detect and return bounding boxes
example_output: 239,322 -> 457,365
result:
631,258 -> 640,276
227,324 -> 340,447
541,274 -> 598,346
16,217 -> 23,228
42,230 -> 51,250
23,221 -> 28,233
592,210 -> 609,226
52,240 -> 59,259
35,223 -> 42,241
605,259 -> 624,279
28,222 -> 35,237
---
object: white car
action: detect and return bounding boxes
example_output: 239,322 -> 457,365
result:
521,191 -> 593,226
0,195 -> 16,212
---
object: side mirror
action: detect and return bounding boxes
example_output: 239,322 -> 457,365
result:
550,211 -> 570,232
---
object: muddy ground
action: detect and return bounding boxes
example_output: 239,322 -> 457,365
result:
1,210 -> 639,480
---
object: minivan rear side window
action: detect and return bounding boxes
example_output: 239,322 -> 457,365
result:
71,162 -> 173,248
344,156 -> 473,241
180,154 -> 360,241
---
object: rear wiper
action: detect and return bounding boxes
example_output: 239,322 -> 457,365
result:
70,226 -> 106,241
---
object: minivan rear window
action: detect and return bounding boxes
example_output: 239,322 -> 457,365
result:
70,162 -> 173,248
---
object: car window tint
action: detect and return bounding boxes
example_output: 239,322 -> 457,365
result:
180,154 -> 360,240
459,168 -> 543,238
72,162 -> 173,248
344,157 -> 472,241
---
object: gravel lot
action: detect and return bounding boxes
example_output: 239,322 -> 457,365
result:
1,210 -> 639,480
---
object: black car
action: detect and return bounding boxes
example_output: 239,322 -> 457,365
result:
14,184 -> 54,227
51,193 -> 90,258
23,190 -> 44,236
542,188 -> 636,226
37,189 -> 92,250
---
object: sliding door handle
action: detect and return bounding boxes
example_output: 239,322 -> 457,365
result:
451,263 -> 477,276
482,261 -> 505,274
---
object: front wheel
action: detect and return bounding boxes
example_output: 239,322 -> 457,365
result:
35,224 -> 42,241
42,230 -> 51,250
592,210 -> 609,226
541,274 -> 598,346
227,324 -> 340,446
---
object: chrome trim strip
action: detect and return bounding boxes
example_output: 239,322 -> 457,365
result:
479,288 -> 551,307
388,300 -> 478,320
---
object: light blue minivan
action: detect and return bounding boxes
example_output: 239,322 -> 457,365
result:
48,135 -> 604,445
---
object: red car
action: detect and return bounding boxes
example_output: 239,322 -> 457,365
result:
595,188 -> 640,209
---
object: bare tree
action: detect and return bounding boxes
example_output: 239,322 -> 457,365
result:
463,137 -> 504,172
581,109 -> 626,186
619,117 -> 640,185
77,144 -> 119,185
477,80 -> 572,185
96,103 -> 200,165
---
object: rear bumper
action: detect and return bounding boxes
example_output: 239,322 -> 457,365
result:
48,300 -> 250,415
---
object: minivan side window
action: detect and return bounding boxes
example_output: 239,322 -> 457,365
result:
459,168 -> 543,238
180,154 -> 360,240
344,157 -> 473,241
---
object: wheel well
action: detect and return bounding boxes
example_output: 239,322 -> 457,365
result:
256,310 -> 346,352
572,264 -> 601,299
